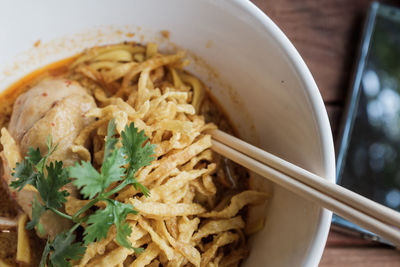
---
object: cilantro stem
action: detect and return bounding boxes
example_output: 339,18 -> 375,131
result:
72,198 -> 98,223
72,180 -> 130,222
103,179 -> 130,198
49,207 -> 73,221
127,166 -> 134,179
69,222 -> 81,234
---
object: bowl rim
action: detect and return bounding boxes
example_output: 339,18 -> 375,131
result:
232,0 -> 335,266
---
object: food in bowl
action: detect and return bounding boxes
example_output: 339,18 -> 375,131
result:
0,42 -> 268,266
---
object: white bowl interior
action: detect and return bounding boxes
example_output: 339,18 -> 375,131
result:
0,1 -> 335,266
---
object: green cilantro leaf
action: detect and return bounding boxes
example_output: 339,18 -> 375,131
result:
37,223 -> 45,236
115,218 -> 134,249
83,199 -> 137,247
26,196 -> 46,230
26,147 -> 42,165
101,147 -> 127,188
121,123 -> 156,174
48,230 -> 85,267
10,159 -> 38,191
10,137 -> 60,191
102,119 -> 127,188
36,161 -> 70,209
82,205 -> 112,245
114,201 -> 138,249
104,119 -> 119,161
39,240 -> 51,267
69,161 -> 102,199
69,148 -> 126,199
120,123 -> 154,196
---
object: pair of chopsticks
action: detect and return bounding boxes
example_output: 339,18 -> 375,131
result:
209,129 -> 400,247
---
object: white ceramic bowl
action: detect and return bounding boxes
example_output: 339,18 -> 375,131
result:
0,1 -> 335,266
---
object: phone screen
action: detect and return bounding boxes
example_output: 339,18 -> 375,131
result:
335,3 -> 400,239
338,4 -> 400,211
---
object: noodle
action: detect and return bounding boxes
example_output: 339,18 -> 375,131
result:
0,42 -> 269,266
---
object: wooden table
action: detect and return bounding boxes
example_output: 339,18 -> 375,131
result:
252,0 -> 400,265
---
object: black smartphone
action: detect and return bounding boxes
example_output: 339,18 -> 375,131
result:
334,2 -> 400,245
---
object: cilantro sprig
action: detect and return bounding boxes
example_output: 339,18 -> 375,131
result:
10,119 -> 155,267
39,224 -> 85,267
10,136 -> 57,191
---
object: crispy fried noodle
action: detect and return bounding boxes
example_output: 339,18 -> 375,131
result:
0,42 -> 268,266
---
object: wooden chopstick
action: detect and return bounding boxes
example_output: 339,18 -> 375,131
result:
210,130 -> 400,247
211,129 -> 400,227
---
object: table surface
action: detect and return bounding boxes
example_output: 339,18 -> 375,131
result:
252,0 -> 400,266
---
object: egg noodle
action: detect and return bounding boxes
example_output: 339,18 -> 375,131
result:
1,42 -> 268,266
